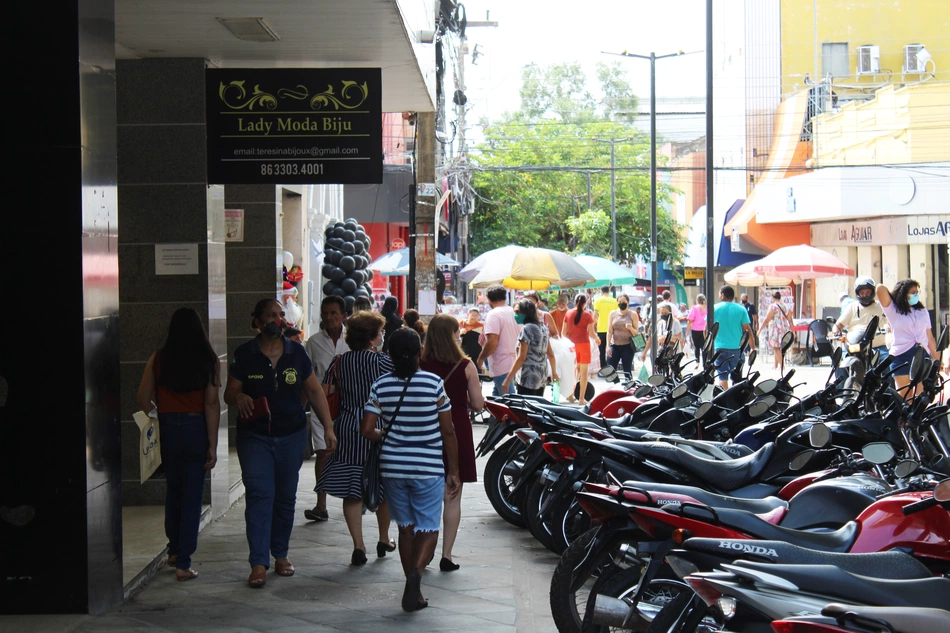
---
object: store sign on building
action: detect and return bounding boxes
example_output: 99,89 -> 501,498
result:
811,215 -> 950,246
206,68 -> 382,185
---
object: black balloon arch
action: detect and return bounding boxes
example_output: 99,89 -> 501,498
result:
321,218 -> 374,314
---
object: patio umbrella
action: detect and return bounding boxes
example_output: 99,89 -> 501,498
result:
571,255 -> 639,288
724,259 -> 792,287
752,245 -> 854,280
368,247 -> 459,276
457,244 -> 525,284
468,247 -> 595,289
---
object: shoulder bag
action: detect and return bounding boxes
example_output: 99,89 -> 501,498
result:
325,355 -> 341,419
361,376 -> 412,512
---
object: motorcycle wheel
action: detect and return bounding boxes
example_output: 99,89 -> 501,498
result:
643,589 -> 713,633
551,497 -> 592,555
483,437 -> 527,527
550,528 -> 641,633
524,475 -> 558,552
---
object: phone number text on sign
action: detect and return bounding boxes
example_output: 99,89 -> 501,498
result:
260,163 -> 325,176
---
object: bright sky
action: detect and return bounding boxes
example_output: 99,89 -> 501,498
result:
458,0 -> 709,134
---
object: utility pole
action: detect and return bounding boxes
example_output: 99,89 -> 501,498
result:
706,0 -> 716,336
413,111 -> 438,312
605,49 -> 695,368
591,138 -> 632,261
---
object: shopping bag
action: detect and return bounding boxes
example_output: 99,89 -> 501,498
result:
133,410 -> 162,483
638,364 -> 650,384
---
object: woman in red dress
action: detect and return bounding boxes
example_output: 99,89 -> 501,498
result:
420,314 -> 486,570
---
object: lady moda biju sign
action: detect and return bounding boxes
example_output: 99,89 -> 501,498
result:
206,68 -> 382,185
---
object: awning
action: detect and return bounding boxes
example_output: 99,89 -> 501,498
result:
684,202 -> 767,268
723,89 -> 813,251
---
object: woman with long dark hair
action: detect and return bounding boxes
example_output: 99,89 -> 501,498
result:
224,299 -> 337,588
420,314 -> 485,570
136,308 -> 220,581
361,329 -> 460,612
877,278 -> 938,399
561,294 -> 598,405
403,309 -> 426,344
380,296 -> 404,354
502,300 -> 558,396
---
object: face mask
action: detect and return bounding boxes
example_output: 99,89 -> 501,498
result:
514,313 -> 526,325
618,302 -> 628,310
262,321 -> 283,339
908,293 -> 920,306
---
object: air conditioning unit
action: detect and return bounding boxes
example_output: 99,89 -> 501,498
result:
904,44 -> 932,73
857,45 -> 880,74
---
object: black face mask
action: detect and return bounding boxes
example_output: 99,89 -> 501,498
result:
262,321 -> 283,340
618,302 -> 628,310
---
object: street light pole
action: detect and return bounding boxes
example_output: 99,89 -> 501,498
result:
591,138 -> 631,261
604,49 -> 694,368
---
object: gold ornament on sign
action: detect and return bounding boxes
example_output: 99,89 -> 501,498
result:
310,81 -> 369,110
218,81 -> 277,110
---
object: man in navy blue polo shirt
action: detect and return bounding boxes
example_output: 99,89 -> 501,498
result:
225,298 -> 336,588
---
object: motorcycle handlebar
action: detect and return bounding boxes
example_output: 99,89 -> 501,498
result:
901,497 -> 939,516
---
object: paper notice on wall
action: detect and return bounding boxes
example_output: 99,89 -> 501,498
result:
418,289 -> 437,315
155,243 -> 199,275
225,209 -> 244,242
133,411 -> 162,483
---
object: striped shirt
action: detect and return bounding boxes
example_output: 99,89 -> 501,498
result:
366,370 -> 452,479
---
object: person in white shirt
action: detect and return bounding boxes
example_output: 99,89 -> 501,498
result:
302,296 -> 350,521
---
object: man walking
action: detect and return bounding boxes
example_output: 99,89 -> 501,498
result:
302,296 -> 350,521
711,285 -> 755,388
593,286 -> 618,369
477,284 -> 520,396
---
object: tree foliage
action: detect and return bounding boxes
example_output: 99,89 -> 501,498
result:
470,62 -> 686,268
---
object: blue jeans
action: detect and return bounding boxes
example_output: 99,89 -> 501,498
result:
492,374 -> 516,396
159,413 -> 209,570
237,426 -> 307,568
609,344 -> 634,380
715,348 -> 742,381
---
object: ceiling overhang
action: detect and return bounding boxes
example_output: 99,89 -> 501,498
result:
115,0 -> 436,113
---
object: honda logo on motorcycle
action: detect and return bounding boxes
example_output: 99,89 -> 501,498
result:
718,541 -> 779,557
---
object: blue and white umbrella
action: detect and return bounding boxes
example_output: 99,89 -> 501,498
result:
369,247 -> 460,276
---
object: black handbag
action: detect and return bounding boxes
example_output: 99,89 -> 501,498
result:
361,377 -> 412,512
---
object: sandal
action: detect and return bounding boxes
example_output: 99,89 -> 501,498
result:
175,569 -> 198,582
274,558 -> 295,577
248,566 -> 267,588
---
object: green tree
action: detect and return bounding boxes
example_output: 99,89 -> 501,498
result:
471,62 -> 686,267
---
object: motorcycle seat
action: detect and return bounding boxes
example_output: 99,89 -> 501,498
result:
607,441 -> 775,492
727,562 -> 950,609
619,481 -> 787,514
682,538 -> 931,579
705,511 -> 858,552
541,405 -> 631,427
821,604 -> 950,633
611,427 -> 658,441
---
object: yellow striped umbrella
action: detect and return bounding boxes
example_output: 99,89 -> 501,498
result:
469,247 -> 595,289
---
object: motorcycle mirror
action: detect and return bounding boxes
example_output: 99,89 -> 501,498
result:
749,400 -> 771,418
635,385 -> 653,398
935,479 -> 950,503
648,374 -> 666,387
789,450 -> 816,471
831,346 -> 842,369
936,326 -> 948,353
894,459 -> 919,478
739,331 -> 749,352
755,379 -> 777,395
808,423 -> 832,448
672,383 -> 689,399
781,330 -> 795,354
863,316 -> 879,345
694,401 -> 714,419
870,349 -> 881,367
598,366 -> 620,383
910,347 -> 927,383
674,397 -> 692,409
747,349 -> 758,368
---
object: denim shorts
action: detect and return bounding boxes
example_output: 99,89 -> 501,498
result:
381,476 -> 445,532
890,346 -> 919,377
715,348 -> 742,380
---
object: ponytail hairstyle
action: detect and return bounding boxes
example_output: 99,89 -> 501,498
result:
573,294 -> 587,325
388,328 -> 421,379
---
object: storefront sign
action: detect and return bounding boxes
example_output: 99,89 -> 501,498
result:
684,268 -> 704,280
206,68 -> 382,185
811,215 -> 950,246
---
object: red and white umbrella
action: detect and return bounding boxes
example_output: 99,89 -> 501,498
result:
753,244 -> 854,281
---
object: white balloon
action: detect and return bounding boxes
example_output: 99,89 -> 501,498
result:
282,250 -> 294,269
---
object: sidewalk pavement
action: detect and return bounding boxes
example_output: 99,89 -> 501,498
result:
3,358 -> 841,633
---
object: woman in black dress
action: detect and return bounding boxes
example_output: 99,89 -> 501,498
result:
317,311 -> 396,565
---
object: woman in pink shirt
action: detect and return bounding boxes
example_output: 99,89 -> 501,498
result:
686,294 -> 707,363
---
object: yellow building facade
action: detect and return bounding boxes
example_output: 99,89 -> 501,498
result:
781,0 -> 950,97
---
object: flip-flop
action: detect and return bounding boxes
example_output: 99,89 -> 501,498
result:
275,559 -> 295,576
401,569 -> 422,612
175,569 -> 198,582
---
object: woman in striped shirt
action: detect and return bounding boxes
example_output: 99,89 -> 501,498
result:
362,328 -> 460,612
